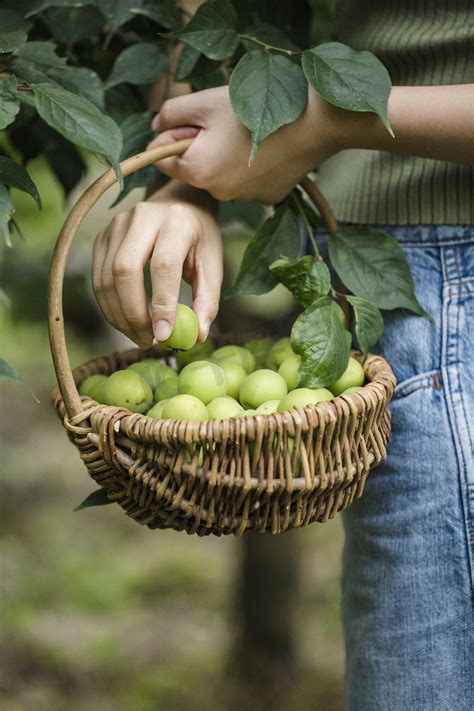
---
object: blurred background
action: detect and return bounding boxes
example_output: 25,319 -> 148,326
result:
0,153 -> 344,708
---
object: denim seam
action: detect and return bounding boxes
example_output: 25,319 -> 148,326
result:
440,247 -> 474,594
393,370 -> 440,400
397,238 -> 474,248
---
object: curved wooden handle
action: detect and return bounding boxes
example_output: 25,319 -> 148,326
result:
48,140 -> 339,420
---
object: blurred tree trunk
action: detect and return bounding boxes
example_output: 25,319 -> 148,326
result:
234,531 -> 301,691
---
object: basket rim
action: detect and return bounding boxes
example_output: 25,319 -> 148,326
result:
52,344 -> 396,444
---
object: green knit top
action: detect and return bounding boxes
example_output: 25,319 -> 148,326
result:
316,0 -> 474,225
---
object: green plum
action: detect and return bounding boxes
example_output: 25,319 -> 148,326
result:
176,339 -> 214,368
147,399 -> 169,418
277,387 -> 333,412
159,304 -> 199,351
244,338 -> 273,368
154,372 -> 179,401
329,357 -> 365,396
278,354 -> 301,391
266,337 -> 294,369
239,369 -> 287,409
128,359 -> 176,389
79,374 -> 108,402
256,399 -> 280,414
211,345 -> 255,374
162,394 -> 209,421
103,370 -> 153,413
220,361 -> 247,399
178,360 -> 226,404
207,396 -> 244,420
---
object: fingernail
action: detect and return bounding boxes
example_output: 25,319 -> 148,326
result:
201,318 -> 211,340
151,114 -> 160,130
153,320 -> 172,341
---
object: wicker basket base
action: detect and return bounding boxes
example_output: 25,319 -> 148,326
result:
52,345 -> 395,536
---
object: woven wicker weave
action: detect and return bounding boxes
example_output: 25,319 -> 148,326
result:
48,141 -> 396,536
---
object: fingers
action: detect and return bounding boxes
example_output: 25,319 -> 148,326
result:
188,222 -> 223,341
147,126 -> 200,180
150,205 -> 199,340
111,203 -> 166,347
152,93 -> 207,132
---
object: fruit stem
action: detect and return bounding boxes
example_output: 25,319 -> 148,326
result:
238,34 -> 302,56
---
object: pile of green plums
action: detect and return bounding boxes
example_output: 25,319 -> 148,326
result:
79,304 -> 366,421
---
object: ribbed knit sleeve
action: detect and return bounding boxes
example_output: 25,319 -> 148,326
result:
316,0 -> 474,225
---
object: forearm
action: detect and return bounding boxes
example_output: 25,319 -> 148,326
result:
333,84 -> 474,164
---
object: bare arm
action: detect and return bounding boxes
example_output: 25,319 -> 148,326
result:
339,84 -> 474,164
149,83 -> 474,204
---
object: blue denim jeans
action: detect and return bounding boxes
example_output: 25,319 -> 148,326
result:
341,225 -> 474,711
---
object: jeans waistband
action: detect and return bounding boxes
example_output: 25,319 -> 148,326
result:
341,224 -> 474,247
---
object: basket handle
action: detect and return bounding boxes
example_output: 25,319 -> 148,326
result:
48,140 -> 339,421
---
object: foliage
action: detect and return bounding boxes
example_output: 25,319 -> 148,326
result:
0,0 -> 429,389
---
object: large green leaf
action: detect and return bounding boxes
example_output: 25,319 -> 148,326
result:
291,297 -> 351,387
0,358 -> 39,402
27,0 -> 93,15
346,295 -> 384,355
74,487 -> 114,511
106,43 -> 168,88
225,204 -> 301,298
49,67 -> 105,109
175,44 -> 201,81
131,0 -> 182,30
34,83 -> 123,179
229,50 -> 308,162
171,0 -> 239,61
29,0 -> 142,33
0,184 -> 14,246
0,9 -> 28,53
328,228 -> 431,319
270,255 -> 331,307
0,157 -> 41,208
302,42 -> 393,134
0,76 -> 20,130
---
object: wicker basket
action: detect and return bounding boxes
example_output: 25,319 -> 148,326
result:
49,140 -> 396,536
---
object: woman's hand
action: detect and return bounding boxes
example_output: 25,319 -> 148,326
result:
92,181 -> 223,349
148,85 -> 343,204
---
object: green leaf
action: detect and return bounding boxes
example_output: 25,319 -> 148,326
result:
94,0 -> 142,34
112,111 -> 157,204
48,67 -> 105,109
74,487 -> 114,511
175,44 -> 201,81
0,9 -> 28,53
131,0 -> 182,30
183,56 -> 226,90
171,0 -> 239,61
105,43 -> 168,88
270,255 -> 331,307
12,41 -> 73,86
0,76 -> 20,130
34,83 -> 123,181
291,297 -> 351,387
13,40 -> 68,69
0,157 -> 41,209
229,50 -> 308,162
42,5 -> 105,46
27,0 -> 92,16
328,228 -> 432,319
346,295 -> 384,355
105,83 -> 144,124
302,42 -> 393,134
225,203 -> 301,298
0,184 -> 14,246
0,358 -> 39,402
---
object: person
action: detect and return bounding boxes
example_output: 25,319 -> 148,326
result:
92,2 -> 474,708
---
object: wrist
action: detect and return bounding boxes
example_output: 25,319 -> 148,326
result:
149,179 -> 218,215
